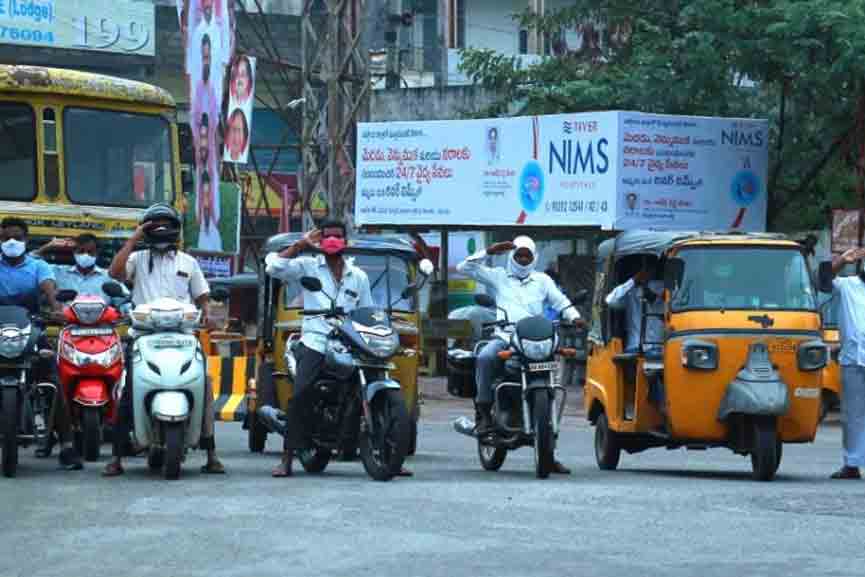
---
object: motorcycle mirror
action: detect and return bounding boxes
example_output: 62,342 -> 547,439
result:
300,276 -> 323,292
102,282 -> 126,298
474,293 -> 495,308
571,289 -> 589,305
210,288 -> 230,303
56,289 -> 77,303
418,259 -> 434,277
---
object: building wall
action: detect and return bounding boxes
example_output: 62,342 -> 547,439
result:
370,84 -> 498,121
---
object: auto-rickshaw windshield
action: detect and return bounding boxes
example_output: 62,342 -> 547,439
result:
670,247 -> 817,311
284,253 -> 415,311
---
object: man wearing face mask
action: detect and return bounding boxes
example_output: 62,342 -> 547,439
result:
0,217 -> 83,470
457,236 -> 580,474
101,203 -> 224,476
263,220 -> 376,477
35,234 -> 127,307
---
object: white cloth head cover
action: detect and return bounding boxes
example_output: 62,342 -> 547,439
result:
508,235 -> 537,279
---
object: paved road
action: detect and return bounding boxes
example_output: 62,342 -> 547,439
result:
1,398 -> 863,577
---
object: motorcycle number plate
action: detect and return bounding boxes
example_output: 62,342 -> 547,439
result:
528,361 -> 558,372
153,338 -> 194,349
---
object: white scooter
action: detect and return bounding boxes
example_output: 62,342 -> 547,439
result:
104,284 -> 211,480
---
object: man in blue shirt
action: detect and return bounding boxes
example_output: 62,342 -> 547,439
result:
35,234 -> 129,311
0,217 -> 82,470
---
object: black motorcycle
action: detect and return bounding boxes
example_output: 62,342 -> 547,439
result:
0,306 -> 57,478
280,276 -> 421,481
454,294 -> 583,478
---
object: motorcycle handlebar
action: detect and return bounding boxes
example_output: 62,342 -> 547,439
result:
301,308 -> 345,317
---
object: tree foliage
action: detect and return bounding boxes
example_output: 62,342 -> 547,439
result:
458,0 -> 865,231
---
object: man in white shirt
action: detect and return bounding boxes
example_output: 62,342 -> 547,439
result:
263,220 -> 375,477
457,235 -> 579,474
605,259 -> 665,355
828,247 -> 865,479
101,204 -> 224,476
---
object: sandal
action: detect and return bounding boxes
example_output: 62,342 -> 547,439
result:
396,467 -> 414,477
271,462 -> 293,478
102,462 -> 125,477
830,466 -> 861,479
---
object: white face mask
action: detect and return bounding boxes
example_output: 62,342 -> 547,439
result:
1,238 -> 26,259
508,256 -> 536,279
74,253 -> 96,270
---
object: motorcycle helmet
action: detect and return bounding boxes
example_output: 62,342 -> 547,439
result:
141,203 -> 181,251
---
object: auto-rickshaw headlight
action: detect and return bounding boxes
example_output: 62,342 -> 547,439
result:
681,339 -> 718,370
798,340 -> 828,371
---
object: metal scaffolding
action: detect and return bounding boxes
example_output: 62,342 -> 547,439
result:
300,0 -> 371,231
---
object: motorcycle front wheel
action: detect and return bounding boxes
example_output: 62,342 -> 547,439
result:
163,422 -> 184,481
82,407 -> 101,462
360,389 -> 409,481
532,389 -> 555,479
2,388 -> 19,478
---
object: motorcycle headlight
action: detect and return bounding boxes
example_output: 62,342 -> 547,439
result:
520,337 -> 556,361
361,332 -> 399,359
798,340 -> 828,371
681,339 -> 718,370
0,325 -> 30,359
60,341 -> 122,368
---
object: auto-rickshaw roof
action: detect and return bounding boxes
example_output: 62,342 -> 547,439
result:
262,233 -> 420,260
597,230 -> 794,260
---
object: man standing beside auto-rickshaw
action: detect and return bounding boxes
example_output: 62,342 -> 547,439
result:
827,247 -> 865,479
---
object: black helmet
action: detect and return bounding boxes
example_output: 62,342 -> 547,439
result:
141,203 -> 181,250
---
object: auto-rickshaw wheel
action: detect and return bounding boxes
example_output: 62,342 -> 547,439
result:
750,417 -> 780,481
594,412 -> 621,471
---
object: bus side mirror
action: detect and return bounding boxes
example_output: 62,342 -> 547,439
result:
664,258 -> 684,290
818,261 -> 834,294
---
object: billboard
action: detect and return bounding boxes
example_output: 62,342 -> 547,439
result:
355,112 -> 769,232
0,0 -> 155,56
224,55 -> 256,164
184,182 -> 242,255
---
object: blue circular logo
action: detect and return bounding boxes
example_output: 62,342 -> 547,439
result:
731,170 -> 761,207
519,161 -> 545,212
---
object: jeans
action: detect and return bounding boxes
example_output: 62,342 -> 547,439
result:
474,339 -> 509,405
841,365 -> 865,468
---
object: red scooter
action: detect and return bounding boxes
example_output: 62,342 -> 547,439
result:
56,290 -> 124,462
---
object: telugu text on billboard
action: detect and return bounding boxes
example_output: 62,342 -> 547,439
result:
355,112 -> 768,232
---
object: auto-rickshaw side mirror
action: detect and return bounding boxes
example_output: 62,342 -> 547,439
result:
572,289 -> 589,305
818,261 -> 834,293
300,276 -> 323,292
474,293 -> 495,308
664,258 -> 684,291
418,259 -> 434,277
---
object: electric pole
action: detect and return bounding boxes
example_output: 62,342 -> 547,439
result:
300,0 -> 371,231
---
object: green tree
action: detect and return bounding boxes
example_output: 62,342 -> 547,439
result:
458,0 -> 865,231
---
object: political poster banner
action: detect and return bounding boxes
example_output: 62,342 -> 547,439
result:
224,55 -> 256,164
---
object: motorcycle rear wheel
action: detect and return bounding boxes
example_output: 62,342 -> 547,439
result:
478,442 -> 507,471
298,447 -> 331,473
2,388 -> 19,478
360,390 -> 409,482
82,407 -> 101,462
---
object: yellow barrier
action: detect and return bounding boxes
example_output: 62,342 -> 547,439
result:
208,356 -> 256,422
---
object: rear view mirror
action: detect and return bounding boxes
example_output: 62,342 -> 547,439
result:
102,282 -> 126,298
818,261 -> 834,294
210,288 -> 230,302
418,259 -> 434,276
664,257 -> 685,290
474,293 -> 495,308
300,276 -> 323,292
56,290 -> 77,303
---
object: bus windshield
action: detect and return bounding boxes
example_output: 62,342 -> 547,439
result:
671,246 -> 817,312
64,108 -> 175,208
0,103 -> 36,201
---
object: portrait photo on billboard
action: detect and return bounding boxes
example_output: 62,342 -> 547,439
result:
225,55 -> 256,164
184,181 -> 241,255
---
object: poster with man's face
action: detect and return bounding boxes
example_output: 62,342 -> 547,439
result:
224,55 -> 256,164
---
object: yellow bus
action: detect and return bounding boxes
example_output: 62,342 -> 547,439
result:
0,64 -> 183,253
